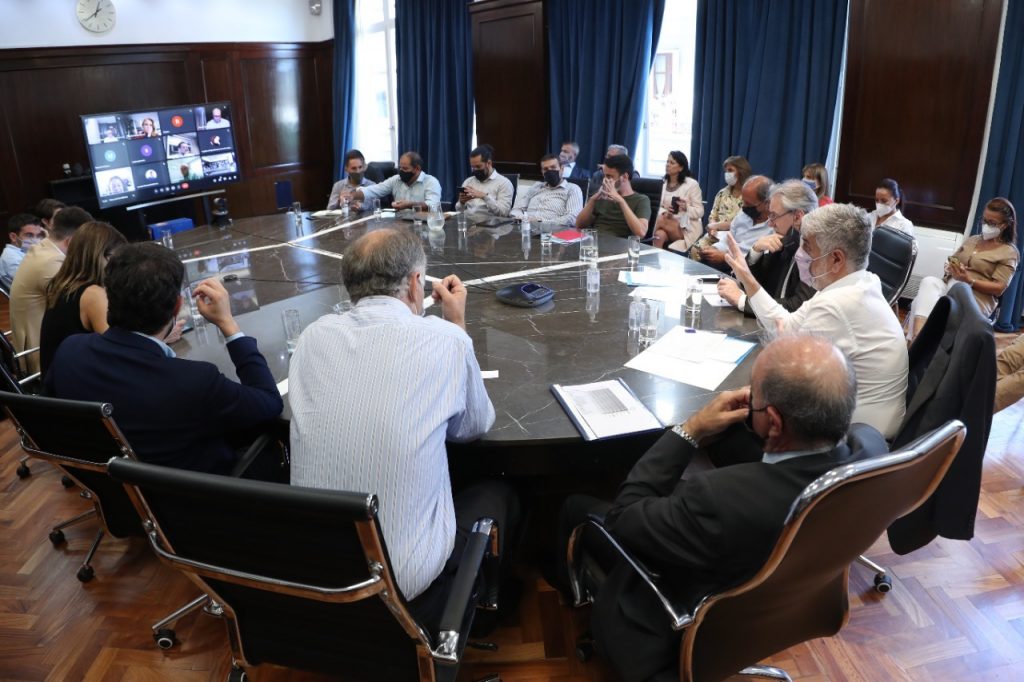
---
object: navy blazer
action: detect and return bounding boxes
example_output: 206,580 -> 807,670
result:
43,327 -> 284,474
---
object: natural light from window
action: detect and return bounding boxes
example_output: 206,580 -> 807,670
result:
352,0 -> 398,162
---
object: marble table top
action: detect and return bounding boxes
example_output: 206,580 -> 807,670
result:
170,212 -> 763,446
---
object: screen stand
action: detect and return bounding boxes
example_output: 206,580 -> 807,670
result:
127,189 -> 225,238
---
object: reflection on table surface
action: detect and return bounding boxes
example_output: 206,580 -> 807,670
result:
173,212 -> 763,447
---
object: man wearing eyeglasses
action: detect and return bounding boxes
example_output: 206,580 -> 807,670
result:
717,179 -> 818,315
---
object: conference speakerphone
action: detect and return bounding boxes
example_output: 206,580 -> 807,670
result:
496,282 -> 554,307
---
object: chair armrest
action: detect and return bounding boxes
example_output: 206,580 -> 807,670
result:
567,517 -> 696,631
434,517 -> 494,663
14,346 -> 38,359
229,433 -> 275,478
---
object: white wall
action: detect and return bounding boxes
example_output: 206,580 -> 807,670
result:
0,0 -> 334,49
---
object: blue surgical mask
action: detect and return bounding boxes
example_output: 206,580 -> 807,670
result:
802,179 -> 817,191
19,237 -> 41,253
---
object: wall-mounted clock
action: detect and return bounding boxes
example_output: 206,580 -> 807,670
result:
76,0 -> 117,34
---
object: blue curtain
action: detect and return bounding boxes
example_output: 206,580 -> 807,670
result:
394,0 -> 473,203
332,0 -> 357,181
547,0 -> 666,171
691,0 -> 847,197
973,0 -> 1024,332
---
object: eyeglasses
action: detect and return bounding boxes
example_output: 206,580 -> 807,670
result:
767,210 -> 794,224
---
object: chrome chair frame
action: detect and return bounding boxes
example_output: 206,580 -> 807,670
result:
568,421 -> 965,681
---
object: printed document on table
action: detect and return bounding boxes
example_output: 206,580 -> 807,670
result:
625,327 -> 755,390
551,379 -> 663,441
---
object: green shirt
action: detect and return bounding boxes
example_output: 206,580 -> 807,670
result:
591,193 -> 652,237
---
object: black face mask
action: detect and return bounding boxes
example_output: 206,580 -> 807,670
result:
399,169 -> 416,184
742,204 -> 761,221
472,168 -> 490,182
744,405 -> 767,449
543,169 -> 561,187
349,171 -> 364,184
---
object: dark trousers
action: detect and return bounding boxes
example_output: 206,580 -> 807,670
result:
408,480 -> 520,635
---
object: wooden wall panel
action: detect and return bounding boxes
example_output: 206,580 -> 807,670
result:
835,0 -> 1003,230
0,41 -> 335,233
470,0 -> 547,179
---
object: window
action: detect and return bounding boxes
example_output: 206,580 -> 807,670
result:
636,0 -> 699,177
352,0 -> 398,162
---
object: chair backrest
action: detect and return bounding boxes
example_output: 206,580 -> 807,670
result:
680,421 -> 966,682
867,225 -> 918,305
505,172 -> 520,208
365,161 -> 397,183
631,177 -> 664,238
566,176 -> 589,200
0,392 -> 142,538
274,180 -> 294,210
107,458 -> 438,680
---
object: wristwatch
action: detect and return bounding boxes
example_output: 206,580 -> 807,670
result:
671,423 -> 700,448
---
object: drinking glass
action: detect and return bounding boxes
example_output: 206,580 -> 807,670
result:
539,223 -> 553,245
372,198 -> 382,222
627,235 -> 641,263
161,229 -> 174,250
292,201 -> 302,226
639,300 -> 660,343
628,298 -> 644,332
426,201 -> 445,230
580,228 -> 598,264
282,309 -> 301,354
686,278 -> 703,314
456,209 -> 468,231
586,264 -> 600,293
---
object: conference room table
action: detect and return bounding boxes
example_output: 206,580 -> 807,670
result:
169,211 -> 762,477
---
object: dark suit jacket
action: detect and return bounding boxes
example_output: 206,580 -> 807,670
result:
888,282 -> 995,553
566,162 -> 590,181
742,226 -> 815,316
43,327 -> 283,474
592,424 -> 888,682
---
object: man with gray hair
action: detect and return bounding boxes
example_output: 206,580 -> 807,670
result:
718,179 -> 818,314
288,227 -> 517,633
553,334 -> 888,682
725,203 -> 908,438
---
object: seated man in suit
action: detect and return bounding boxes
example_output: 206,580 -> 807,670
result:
44,242 -> 284,476
326,148 -> 375,210
10,206 -> 93,373
576,154 -> 651,238
717,179 -> 818,315
559,140 -> 589,181
456,144 -> 514,218
510,154 -> 584,226
288,227 -> 518,634
553,335 -> 888,682
698,175 -> 774,270
351,150 -> 442,212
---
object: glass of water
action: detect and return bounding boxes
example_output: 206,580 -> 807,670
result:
639,300 -> 660,343
586,264 -> 600,293
628,298 -> 644,332
372,198 -> 382,222
627,235 -> 641,263
161,229 -> 174,250
580,228 -> 598,264
540,223 -> 553,244
282,309 -> 301,354
686,278 -> 703,314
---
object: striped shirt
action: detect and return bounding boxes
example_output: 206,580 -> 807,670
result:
510,180 -> 584,225
288,296 -> 495,599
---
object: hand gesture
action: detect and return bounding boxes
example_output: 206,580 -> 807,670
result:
717,278 -> 743,306
431,274 -> 468,329
753,233 -> 784,254
723,233 -> 753,281
683,387 -> 751,443
601,177 -> 621,202
164,318 -> 186,344
193,278 -> 240,337
462,187 -> 485,200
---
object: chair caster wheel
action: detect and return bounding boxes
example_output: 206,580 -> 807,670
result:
16,463 -> 30,478
227,667 -> 247,682
49,529 -> 66,546
576,640 -> 594,662
77,565 -> 95,582
61,475 -> 75,488
874,573 -> 892,593
154,628 -> 177,649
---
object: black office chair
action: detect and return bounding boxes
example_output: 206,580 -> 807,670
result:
0,339 -> 63,483
108,458 -> 501,682
365,160 -> 398,183
867,225 -> 918,306
566,176 -> 589,200
632,177 -> 665,239
568,421 -> 965,681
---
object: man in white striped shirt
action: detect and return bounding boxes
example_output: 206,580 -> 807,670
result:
289,227 -> 518,632
510,154 -> 585,225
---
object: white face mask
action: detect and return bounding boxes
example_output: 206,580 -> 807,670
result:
724,171 -> 737,187
875,201 -> 895,216
981,223 -> 1002,240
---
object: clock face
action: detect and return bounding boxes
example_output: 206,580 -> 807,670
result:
76,0 -> 117,34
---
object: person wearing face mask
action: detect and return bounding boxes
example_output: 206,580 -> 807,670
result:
456,144 -> 514,218
867,178 -> 914,236
906,197 -> 1020,341
1,214 -> 46,290
353,150 -> 442,211
327,149 -> 375,210
698,175 -> 774,269
548,334 -> 886,682
510,153 -> 584,225
44,242 -> 284,478
801,162 -> 833,207
717,180 -> 818,315
651,150 -> 704,252
724,202 -> 908,439
576,154 -> 652,237
288,228 -> 519,637
705,155 -> 751,237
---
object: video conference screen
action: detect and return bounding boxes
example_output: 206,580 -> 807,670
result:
81,101 -> 241,209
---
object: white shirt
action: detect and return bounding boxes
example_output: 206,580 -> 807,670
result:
510,179 -> 583,225
868,208 -> 914,236
0,244 -> 25,289
288,296 -> 495,599
713,211 -> 773,254
748,269 -> 908,439
456,170 -> 514,217
561,162 -> 576,178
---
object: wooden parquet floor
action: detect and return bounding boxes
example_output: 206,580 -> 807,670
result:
1,316 -> 1023,680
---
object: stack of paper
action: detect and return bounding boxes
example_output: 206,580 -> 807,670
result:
552,379 -> 663,440
625,327 -> 756,390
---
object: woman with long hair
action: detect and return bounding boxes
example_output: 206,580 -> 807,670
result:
651,150 -> 704,251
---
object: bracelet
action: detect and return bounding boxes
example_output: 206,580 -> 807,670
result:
671,423 -> 700,448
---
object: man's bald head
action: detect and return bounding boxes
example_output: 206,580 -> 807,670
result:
341,228 -> 426,303
741,175 -> 772,206
751,335 -> 857,447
